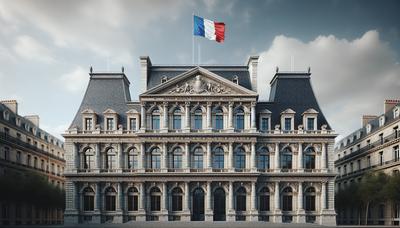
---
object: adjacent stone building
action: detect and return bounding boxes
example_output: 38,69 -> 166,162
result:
64,56 -> 336,225
335,99 -> 400,225
0,100 -> 65,225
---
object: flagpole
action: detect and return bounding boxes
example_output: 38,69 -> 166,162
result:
192,12 -> 195,65
198,43 -> 200,66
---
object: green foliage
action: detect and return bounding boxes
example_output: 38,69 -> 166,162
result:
0,171 -> 64,209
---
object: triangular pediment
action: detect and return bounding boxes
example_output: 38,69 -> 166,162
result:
141,67 -> 257,96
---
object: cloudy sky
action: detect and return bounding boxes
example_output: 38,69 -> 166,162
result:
0,0 -> 399,140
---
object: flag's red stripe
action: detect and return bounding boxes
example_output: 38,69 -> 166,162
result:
214,22 -> 225,43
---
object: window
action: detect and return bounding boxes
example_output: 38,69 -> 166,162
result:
284,118 -> 292,131
128,148 -> 138,169
367,156 -> 371,167
303,147 -> 316,170
129,118 -> 137,131
344,165 -> 347,174
350,162 -> 354,173
152,108 -> 160,130
105,187 -> 116,211
27,154 -> 31,166
84,148 -> 94,169
232,75 -> 238,84
379,133 -> 384,145
172,108 -> 182,130
257,147 -> 270,170
304,187 -> 316,211
127,187 -> 139,211
394,126 -> 399,139
394,146 -> 400,161
105,148 -> 116,170
161,76 -> 168,83
172,147 -> 182,169
84,118 -> 93,131
192,147 -> 203,169
106,118 -> 114,131
258,187 -> 270,211
235,147 -> 246,169
261,118 -> 269,131
83,187 -> 95,211
379,151 -> 384,166
394,108 -> 400,118
171,187 -> 183,211
213,147 -> 224,169
151,147 -> 161,169
213,107 -> 224,130
194,108 -> 202,130
357,159 -> 361,170
34,157 -> 38,168
16,151 -> 21,163
282,187 -> 293,211
234,108 -> 244,131
379,116 -> 385,126
236,187 -> 246,212
280,147 -> 292,169
307,118 -> 315,130
150,187 -> 161,211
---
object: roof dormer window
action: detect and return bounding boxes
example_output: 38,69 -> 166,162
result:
394,107 -> 400,118
81,109 -> 97,132
366,124 -> 372,134
302,108 -> 318,131
232,75 -> 239,84
379,116 -> 385,127
103,108 -> 118,132
3,110 -> 9,121
161,76 -> 168,83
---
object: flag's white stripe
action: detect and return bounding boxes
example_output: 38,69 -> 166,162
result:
203,19 -> 216,40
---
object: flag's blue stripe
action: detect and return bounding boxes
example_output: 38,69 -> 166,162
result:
193,15 -> 205,37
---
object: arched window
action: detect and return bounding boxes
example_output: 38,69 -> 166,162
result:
280,147 -> 292,170
105,187 -> 116,211
152,108 -> 160,130
213,147 -> 224,169
235,147 -> 246,169
83,187 -> 94,211
172,107 -> 182,130
171,187 -> 183,211
304,147 -> 316,170
236,187 -> 246,211
105,148 -> 116,170
258,187 -> 270,211
172,147 -> 182,169
213,107 -> 224,130
304,187 -> 316,211
151,147 -> 161,169
128,147 -> 138,169
257,147 -> 270,170
83,148 -> 94,170
282,187 -> 293,211
234,108 -> 245,131
194,108 -> 203,130
150,187 -> 161,211
192,147 -> 203,169
127,187 -> 139,211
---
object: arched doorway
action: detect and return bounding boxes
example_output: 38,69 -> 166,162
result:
213,188 -> 226,221
192,188 -> 205,221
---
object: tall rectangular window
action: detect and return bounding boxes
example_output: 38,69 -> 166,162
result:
215,115 -> 223,130
16,151 -> 21,163
85,118 -> 93,130
379,133 -> 384,145
194,114 -> 202,130
394,146 -> 400,161
192,155 -> 203,169
367,156 -> 371,167
152,115 -> 160,130
129,118 -> 136,131
379,151 -> 384,165
284,118 -> 291,131
357,159 -> 361,170
173,115 -> 181,129
151,155 -> 161,169
307,118 -> 315,130
106,118 -> 114,131
261,118 -> 269,131
173,155 -> 182,169
258,154 -> 269,169
106,154 -> 115,169
128,155 -> 138,169
4,147 -> 9,161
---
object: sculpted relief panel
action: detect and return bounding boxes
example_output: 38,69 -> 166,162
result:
169,75 -> 234,95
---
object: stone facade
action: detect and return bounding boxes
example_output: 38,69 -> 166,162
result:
335,99 -> 400,225
64,56 -> 336,225
0,100 -> 65,225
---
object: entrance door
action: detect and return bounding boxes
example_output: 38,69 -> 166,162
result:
213,188 -> 226,221
192,188 -> 205,221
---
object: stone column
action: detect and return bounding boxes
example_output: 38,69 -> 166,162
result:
184,182 -> 189,210
251,102 -> 256,130
321,143 -> 327,170
138,182 -> 146,221
228,102 -> 233,131
251,142 -> 256,171
64,181 -> 79,224
162,102 -> 168,132
95,143 -> 101,172
162,143 -> 167,171
185,143 -> 190,170
116,143 -> 122,172
297,182 -> 305,223
207,142 -> 212,170
94,183 -> 100,211
298,142 -> 303,171
140,143 -> 145,171
275,143 -> 280,171
73,143 -> 79,171
228,142 -> 234,171
274,181 -> 282,223
321,182 -> 326,210
250,181 -> 258,221
140,103 -> 146,131
161,183 -> 167,211
205,181 -> 213,221
227,181 -> 235,221
185,102 -> 190,132
206,102 -> 212,131
117,183 -> 122,211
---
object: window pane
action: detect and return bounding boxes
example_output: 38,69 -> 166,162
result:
307,118 -> 314,130
152,115 -> 160,130
152,155 -> 161,169
284,118 -> 291,131
194,114 -> 202,130
173,155 -> 182,168
173,115 -> 181,129
130,118 -> 136,131
261,118 -> 269,131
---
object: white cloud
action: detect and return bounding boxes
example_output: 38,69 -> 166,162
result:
258,30 -> 400,139
41,123 -> 69,139
60,66 -> 89,94
13,35 -> 54,63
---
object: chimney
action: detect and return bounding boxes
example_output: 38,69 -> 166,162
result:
362,115 -> 377,127
247,56 -> 259,92
384,99 -> 400,113
1,100 -> 18,114
24,115 -> 40,127
139,56 -> 151,91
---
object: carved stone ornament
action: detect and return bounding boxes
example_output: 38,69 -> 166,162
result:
169,75 -> 232,95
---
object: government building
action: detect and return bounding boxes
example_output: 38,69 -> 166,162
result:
335,99 -> 400,225
63,56 -> 336,225
0,100 -> 65,225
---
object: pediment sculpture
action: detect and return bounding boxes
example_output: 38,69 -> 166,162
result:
169,75 -> 232,95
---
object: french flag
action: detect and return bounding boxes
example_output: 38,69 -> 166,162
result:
193,15 -> 225,43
